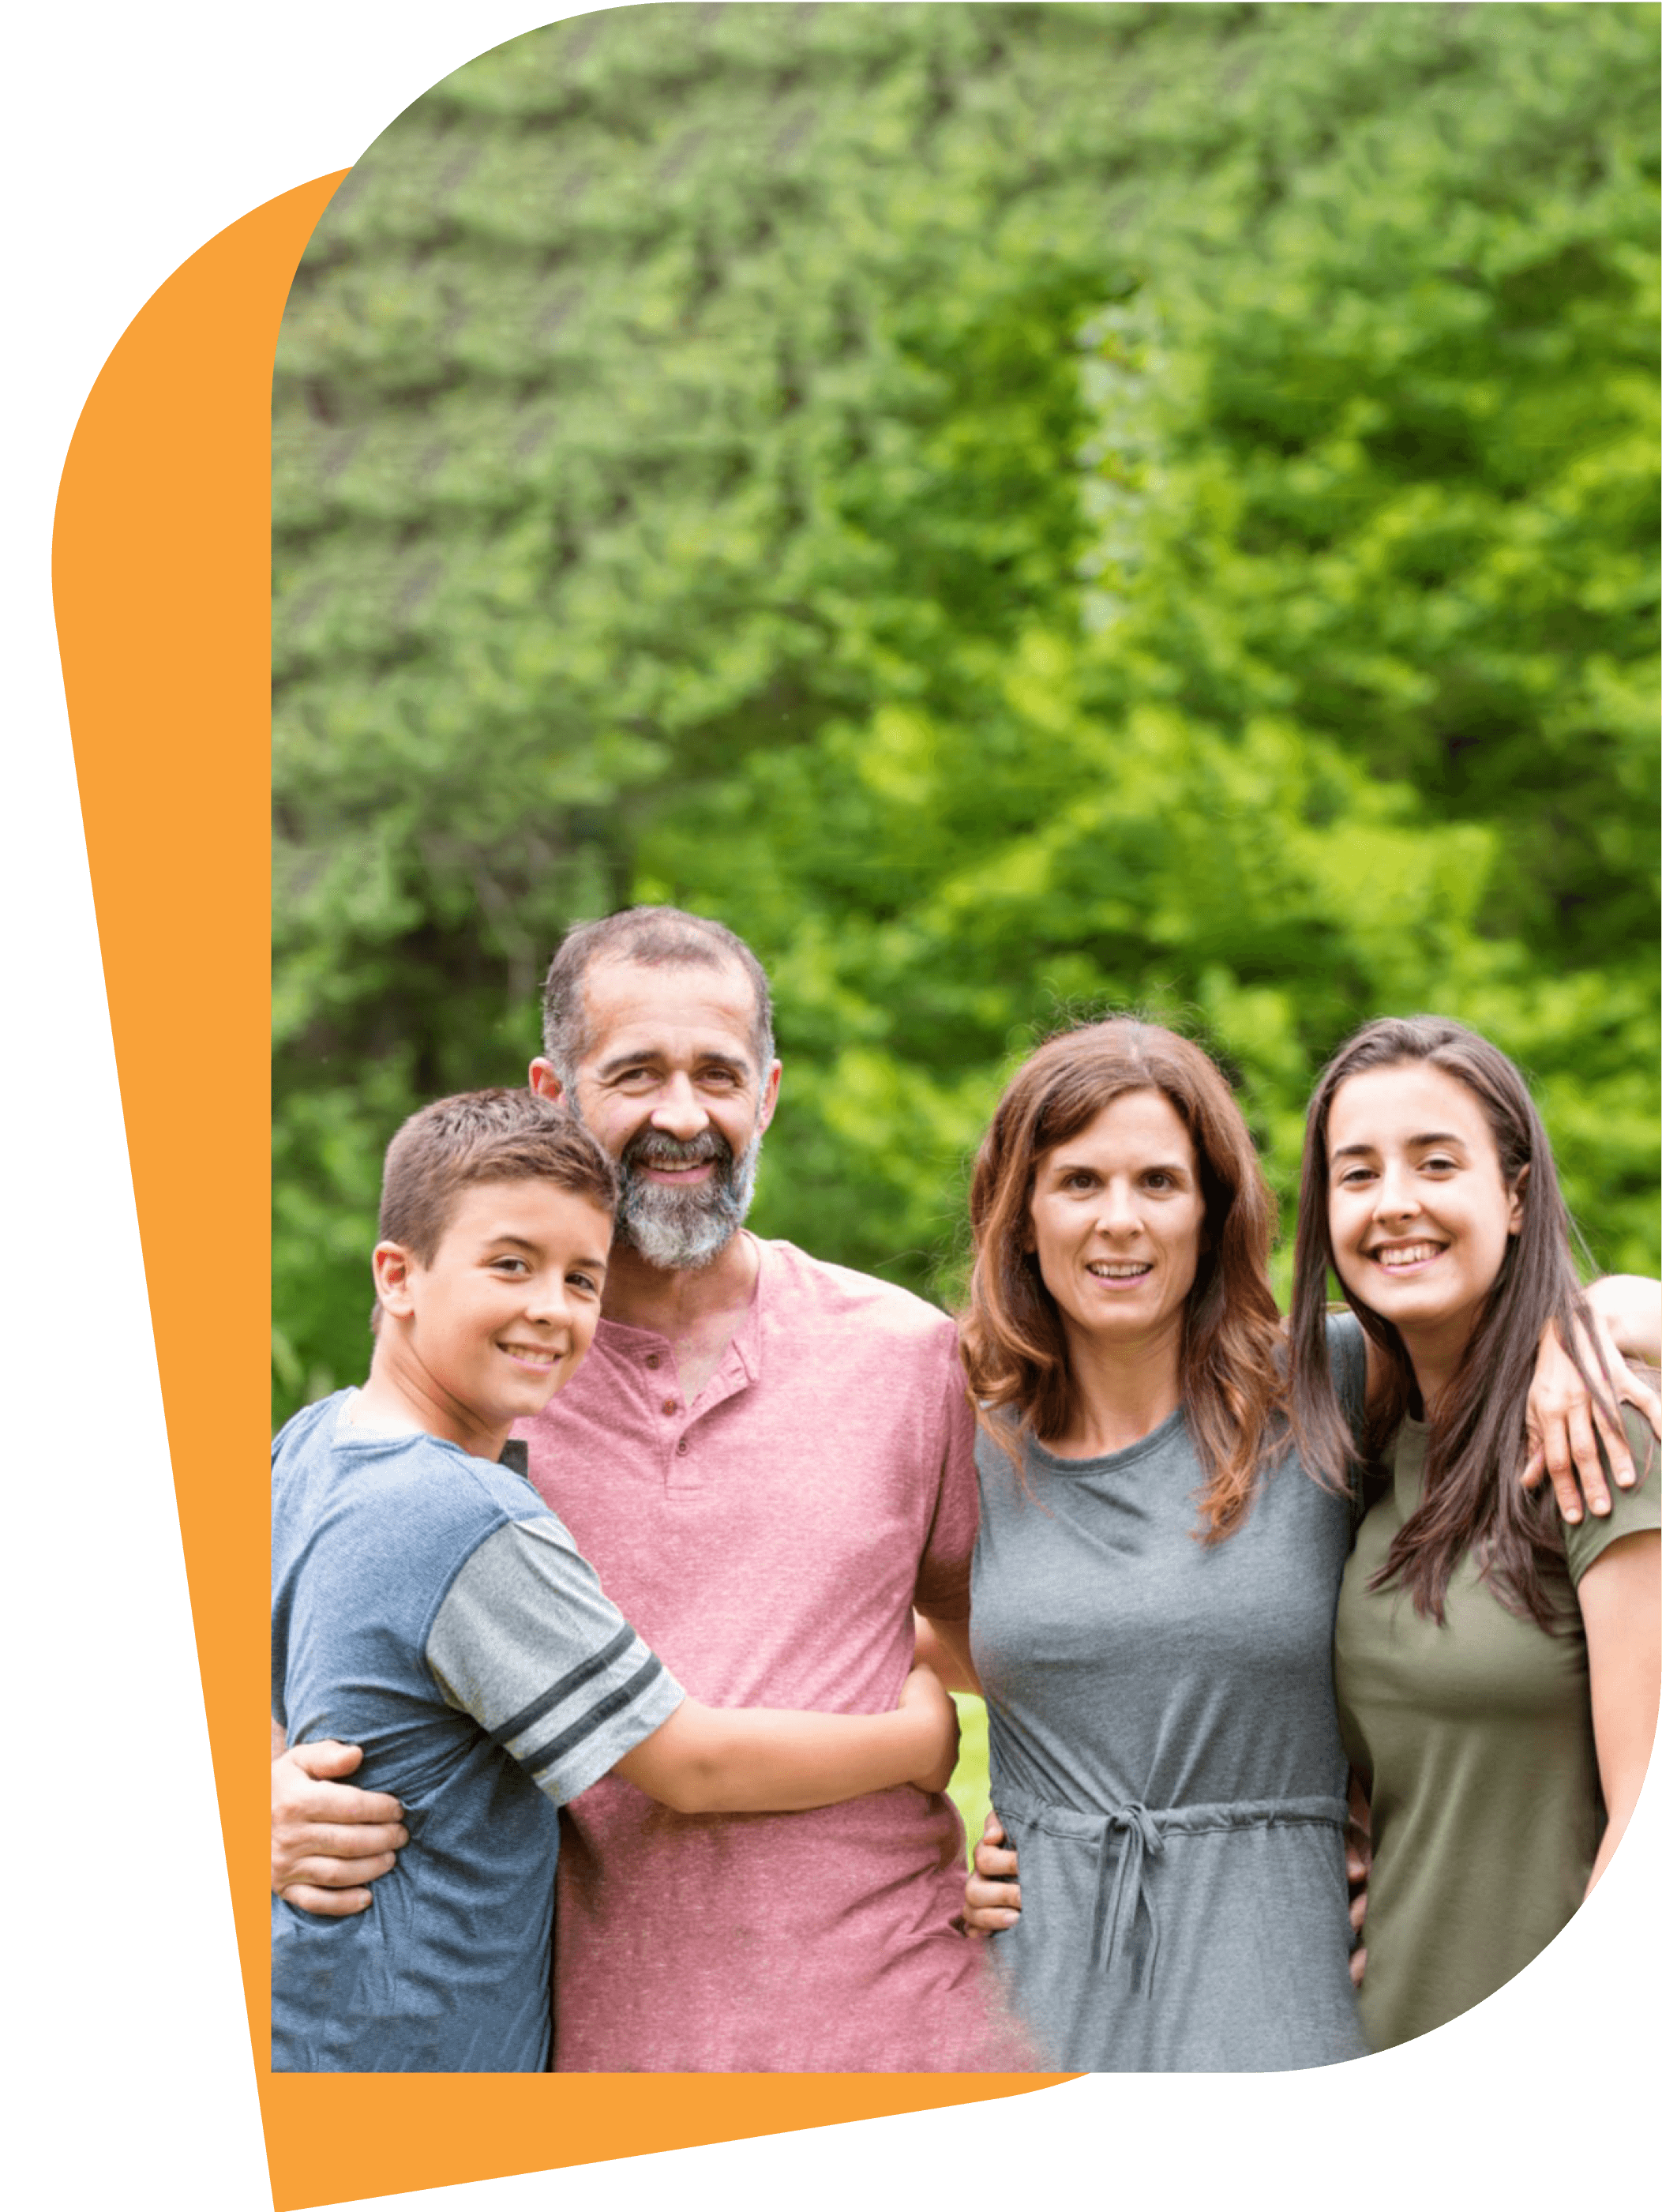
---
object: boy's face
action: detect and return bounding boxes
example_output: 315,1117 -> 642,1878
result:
381,1179 -> 613,1448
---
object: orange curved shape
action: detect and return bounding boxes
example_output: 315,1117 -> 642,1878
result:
51,175 -> 1065,2211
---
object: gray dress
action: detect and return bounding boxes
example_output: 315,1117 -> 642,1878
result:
970,1320 -> 1370,2071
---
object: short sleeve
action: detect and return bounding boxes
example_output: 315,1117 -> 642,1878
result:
1564,1409 -> 1662,1585
913,1325 -> 980,1622
1324,1308 -> 1371,1446
426,1513 -> 685,1805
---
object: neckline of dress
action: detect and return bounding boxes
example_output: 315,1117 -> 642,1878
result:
1026,1400 -> 1189,1473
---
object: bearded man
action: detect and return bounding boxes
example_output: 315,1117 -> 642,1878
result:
271,907 -> 1016,2071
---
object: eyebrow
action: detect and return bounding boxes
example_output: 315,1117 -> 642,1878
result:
593,1047 -> 751,1080
479,1232 -> 609,1269
1330,1130 -> 1467,1160
1045,1154 -> 1192,1178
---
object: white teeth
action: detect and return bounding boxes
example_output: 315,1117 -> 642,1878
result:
1372,1244 -> 1441,1267
1087,1263 -> 1152,1278
501,1345 -> 557,1365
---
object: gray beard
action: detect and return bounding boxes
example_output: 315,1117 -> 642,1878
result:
595,1117 -> 764,1272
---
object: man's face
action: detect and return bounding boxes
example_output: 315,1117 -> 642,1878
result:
531,956 -> 780,1271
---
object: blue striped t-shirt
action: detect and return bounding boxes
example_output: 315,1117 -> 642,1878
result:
271,1392 -> 683,2071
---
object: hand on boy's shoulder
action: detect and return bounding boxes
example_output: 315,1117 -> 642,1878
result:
272,1739 -> 407,1917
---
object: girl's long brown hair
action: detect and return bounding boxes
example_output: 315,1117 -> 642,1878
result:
1289,1016 -> 1632,1628
961,1019 -> 1285,1541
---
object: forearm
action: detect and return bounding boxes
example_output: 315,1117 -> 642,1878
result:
272,1716 -> 287,1760
914,1610 -> 982,1696
1580,1530 -> 1660,1896
1585,1801 -> 1639,1895
1584,1275 -> 1662,1365
618,1699 -> 936,1816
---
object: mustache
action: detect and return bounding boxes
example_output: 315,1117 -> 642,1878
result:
622,1128 -> 732,1173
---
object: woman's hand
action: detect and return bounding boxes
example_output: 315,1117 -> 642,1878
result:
963,1810 -> 1022,1936
899,1662 -> 961,1795
1345,1769 -> 1371,1989
1522,1298 -> 1662,1524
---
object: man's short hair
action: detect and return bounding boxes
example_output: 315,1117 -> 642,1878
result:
540,906 -> 776,1081
379,1087 -> 618,1266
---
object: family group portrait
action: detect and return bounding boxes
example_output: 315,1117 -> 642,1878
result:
268,3 -> 1661,2080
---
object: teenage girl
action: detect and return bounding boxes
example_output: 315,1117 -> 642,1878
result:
1288,1016 -> 1658,2049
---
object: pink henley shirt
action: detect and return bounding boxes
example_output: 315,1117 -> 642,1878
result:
520,1235 -> 1018,2071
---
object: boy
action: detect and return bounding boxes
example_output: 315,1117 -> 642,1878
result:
271,1088 -> 956,2071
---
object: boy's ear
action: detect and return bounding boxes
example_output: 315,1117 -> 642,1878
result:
372,1241 -> 418,1317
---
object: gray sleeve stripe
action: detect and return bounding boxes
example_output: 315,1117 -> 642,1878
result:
523,1652 -> 666,1777
484,1621 -> 636,1752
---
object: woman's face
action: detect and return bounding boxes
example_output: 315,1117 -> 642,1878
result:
1027,1089 -> 1206,1362
1325,1061 -> 1523,1376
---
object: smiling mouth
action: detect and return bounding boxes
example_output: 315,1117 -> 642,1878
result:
629,1132 -> 726,1172
1367,1242 -> 1445,1271
499,1343 -> 561,1369
1086,1261 -> 1154,1280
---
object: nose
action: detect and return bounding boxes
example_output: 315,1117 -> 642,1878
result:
651,1071 -> 709,1141
1096,1178 -> 1140,1236
522,1274 -> 572,1330
1371,1161 -> 1419,1223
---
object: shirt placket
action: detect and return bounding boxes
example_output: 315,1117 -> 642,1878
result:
637,1340 -> 752,1495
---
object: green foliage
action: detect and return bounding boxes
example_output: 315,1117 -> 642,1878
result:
947,1693 -> 991,1868
275,4 -> 1659,1422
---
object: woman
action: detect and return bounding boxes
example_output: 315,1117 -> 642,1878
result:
951,1015 -> 1654,2071
955,1017 -> 1372,2071
1288,1016 -> 1658,2052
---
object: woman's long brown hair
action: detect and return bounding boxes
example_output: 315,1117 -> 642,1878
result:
961,1018 -> 1285,1541
1289,1015 -> 1633,1628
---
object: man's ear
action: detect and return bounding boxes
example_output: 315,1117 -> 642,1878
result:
756,1058 -> 782,1136
529,1057 -> 565,1103
372,1241 -> 418,1317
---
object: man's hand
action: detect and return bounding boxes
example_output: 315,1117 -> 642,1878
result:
963,1809 -> 1022,1936
272,1741 -> 407,1917
1522,1302 -> 1662,1525
899,1662 -> 961,1797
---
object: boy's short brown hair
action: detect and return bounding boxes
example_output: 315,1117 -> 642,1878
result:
379,1087 -> 618,1268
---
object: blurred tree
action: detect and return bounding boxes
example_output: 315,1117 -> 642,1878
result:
274,3 -> 1659,1421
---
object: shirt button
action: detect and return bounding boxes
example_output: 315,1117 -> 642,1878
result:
676,1438 -> 689,1456
661,1398 -> 678,1416
644,1354 -> 662,1370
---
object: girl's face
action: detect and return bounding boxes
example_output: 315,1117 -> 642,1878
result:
1027,1088 -> 1206,1365
1326,1061 -> 1524,1378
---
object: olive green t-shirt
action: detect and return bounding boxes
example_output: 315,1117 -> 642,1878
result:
1334,1408 -> 1657,2052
